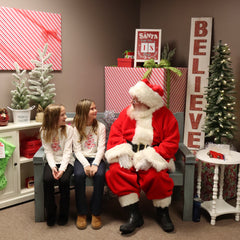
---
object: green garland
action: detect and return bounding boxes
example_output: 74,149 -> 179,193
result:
143,58 -> 182,108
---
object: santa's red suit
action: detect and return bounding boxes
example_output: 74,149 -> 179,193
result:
105,79 -> 180,209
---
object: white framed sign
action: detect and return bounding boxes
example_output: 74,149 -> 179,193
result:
183,17 -> 213,151
134,29 -> 161,67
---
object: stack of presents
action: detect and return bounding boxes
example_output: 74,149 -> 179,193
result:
20,138 -> 42,159
20,137 -> 42,189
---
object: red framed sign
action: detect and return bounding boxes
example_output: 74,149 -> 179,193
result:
134,29 -> 161,67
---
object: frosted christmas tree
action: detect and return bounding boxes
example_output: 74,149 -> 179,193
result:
28,44 -> 56,112
10,62 -> 30,109
204,40 -> 236,144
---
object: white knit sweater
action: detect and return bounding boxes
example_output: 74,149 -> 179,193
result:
73,121 -> 106,167
41,124 -> 74,172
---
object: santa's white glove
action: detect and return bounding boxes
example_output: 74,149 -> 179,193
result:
134,158 -> 151,171
119,154 -> 133,169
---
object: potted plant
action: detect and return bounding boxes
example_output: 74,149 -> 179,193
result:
8,62 -> 34,124
28,44 -> 56,122
123,50 -> 134,59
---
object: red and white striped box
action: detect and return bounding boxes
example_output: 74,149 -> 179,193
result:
105,66 -> 188,113
0,7 -> 61,70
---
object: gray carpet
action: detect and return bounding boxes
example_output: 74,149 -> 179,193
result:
0,187 -> 240,240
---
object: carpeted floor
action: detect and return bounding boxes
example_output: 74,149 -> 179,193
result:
0,187 -> 240,240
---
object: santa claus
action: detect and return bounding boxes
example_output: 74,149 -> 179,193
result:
105,78 -> 180,235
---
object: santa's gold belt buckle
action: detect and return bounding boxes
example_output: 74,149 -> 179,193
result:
136,143 -> 148,152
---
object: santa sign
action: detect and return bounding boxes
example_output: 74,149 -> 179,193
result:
184,17 -> 212,151
134,29 -> 161,67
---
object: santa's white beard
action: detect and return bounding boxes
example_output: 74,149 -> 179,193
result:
127,104 -> 157,120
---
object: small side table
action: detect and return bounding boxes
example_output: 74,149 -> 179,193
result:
196,149 -> 240,225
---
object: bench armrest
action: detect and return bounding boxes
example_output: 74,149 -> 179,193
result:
33,146 -> 46,165
33,146 -> 46,222
178,143 -> 196,165
175,142 -> 196,221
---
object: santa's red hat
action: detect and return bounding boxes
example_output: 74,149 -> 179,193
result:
129,79 -> 164,109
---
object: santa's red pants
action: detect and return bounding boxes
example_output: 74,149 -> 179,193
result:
106,163 -> 174,200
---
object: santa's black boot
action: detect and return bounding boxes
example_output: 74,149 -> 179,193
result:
156,207 -> 174,232
120,203 -> 144,235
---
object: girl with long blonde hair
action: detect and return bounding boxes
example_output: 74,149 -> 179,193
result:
73,99 -> 106,230
41,104 -> 74,226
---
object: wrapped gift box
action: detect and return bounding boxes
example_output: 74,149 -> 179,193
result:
117,58 -> 134,67
105,66 -> 188,113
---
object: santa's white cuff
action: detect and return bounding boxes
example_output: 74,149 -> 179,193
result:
118,193 -> 139,207
105,143 -> 134,164
140,147 -> 169,172
168,158 -> 176,172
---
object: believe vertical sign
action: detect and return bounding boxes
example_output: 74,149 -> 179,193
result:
184,17 -> 212,151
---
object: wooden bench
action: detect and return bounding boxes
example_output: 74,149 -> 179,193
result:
33,112 -> 196,222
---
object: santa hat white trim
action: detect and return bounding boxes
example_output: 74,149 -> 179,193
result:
105,143 -> 134,164
119,193 -> 139,207
129,79 -> 164,109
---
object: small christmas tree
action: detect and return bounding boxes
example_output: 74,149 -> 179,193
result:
204,40 -> 236,144
10,62 -> 30,109
28,44 -> 56,112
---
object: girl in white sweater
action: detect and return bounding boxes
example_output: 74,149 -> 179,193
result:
73,99 -> 106,230
41,104 -> 74,226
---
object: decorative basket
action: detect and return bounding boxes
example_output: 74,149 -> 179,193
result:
8,106 -> 35,124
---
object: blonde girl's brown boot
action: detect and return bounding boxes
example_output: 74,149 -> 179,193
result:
76,215 -> 87,229
91,215 -> 102,229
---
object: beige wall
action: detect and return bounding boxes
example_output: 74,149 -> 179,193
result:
0,0 -> 140,113
1,0 -> 240,149
140,0 -> 240,150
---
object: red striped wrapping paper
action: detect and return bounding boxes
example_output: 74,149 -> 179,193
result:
105,67 -> 188,113
0,7 -> 61,70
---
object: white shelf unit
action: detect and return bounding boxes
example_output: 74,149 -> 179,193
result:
0,121 -> 41,209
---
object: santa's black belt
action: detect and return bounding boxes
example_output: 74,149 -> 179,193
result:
127,140 -> 152,152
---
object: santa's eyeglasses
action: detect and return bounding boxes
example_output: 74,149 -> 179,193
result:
131,98 -> 141,105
